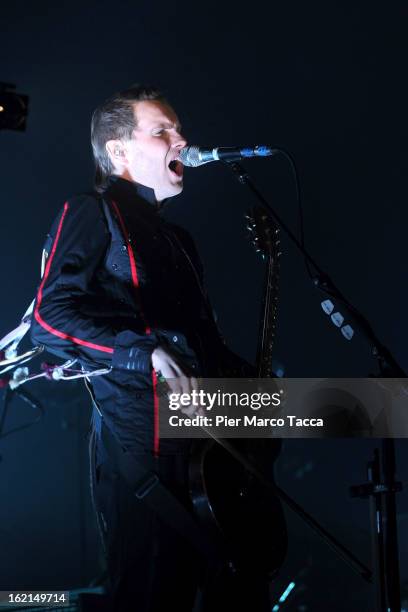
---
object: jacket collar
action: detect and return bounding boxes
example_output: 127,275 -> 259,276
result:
105,175 -> 163,207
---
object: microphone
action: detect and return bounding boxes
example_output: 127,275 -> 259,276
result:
179,144 -> 278,167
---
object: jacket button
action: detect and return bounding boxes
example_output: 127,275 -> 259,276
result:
112,263 -> 119,271
172,335 -> 178,343
122,244 -> 127,252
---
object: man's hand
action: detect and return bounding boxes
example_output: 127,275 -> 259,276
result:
151,347 -> 200,415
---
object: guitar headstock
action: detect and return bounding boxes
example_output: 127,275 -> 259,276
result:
245,206 -> 282,261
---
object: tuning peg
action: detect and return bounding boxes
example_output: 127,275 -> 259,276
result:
321,299 -> 334,314
331,312 -> 344,327
341,325 -> 354,340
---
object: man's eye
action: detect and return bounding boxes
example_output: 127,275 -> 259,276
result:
153,129 -> 164,136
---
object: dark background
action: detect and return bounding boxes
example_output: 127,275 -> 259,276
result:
0,1 -> 407,609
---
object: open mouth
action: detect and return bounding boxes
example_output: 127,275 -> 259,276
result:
168,159 -> 184,178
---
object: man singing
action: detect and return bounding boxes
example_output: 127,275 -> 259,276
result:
30,84 -> 268,611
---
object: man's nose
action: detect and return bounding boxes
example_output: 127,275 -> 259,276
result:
172,133 -> 187,150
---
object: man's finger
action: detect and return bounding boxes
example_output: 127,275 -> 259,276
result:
166,377 -> 182,396
190,376 -> 199,394
178,375 -> 190,397
181,403 -> 197,416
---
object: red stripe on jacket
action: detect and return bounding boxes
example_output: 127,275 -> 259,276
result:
110,199 -> 140,289
111,200 -> 159,456
34,201 -> 114,354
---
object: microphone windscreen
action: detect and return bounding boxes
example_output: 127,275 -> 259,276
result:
179,146 -> 202,167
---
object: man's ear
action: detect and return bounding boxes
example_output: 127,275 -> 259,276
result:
106,140 -> 127,167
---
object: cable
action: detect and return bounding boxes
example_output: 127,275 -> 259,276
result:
0,387 -> 44,440
273,148 -> 314,280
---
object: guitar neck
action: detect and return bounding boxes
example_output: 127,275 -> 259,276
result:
255,225 -> 281,378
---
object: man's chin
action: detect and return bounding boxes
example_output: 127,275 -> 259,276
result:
156,181 -> 183,202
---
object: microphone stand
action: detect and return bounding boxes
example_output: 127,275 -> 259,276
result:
224,159 -> 405,611
0,385 -> 44,442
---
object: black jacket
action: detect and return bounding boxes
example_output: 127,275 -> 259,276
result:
30,176 -> 228,454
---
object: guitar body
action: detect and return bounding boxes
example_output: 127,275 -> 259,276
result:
189,437 -> 288,577
188,206 -> 288,577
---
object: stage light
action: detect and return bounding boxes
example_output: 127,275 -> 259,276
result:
279,581 -> 295,603
0,82 -> 29,131
272,581 -> 296,610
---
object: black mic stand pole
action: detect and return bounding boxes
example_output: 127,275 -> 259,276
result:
224,159 -> 405,612
225,159 -> 405,378
350,438 -> 403,612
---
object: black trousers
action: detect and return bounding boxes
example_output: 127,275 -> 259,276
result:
89,427 -> 201,611
89,428 -> 272,612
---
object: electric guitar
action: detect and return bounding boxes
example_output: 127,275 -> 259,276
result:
188,206 -> 288,577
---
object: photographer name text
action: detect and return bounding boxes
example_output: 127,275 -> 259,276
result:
168,415 -> 324,428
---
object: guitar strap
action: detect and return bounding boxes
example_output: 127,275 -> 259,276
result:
86,379 -> 224,567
